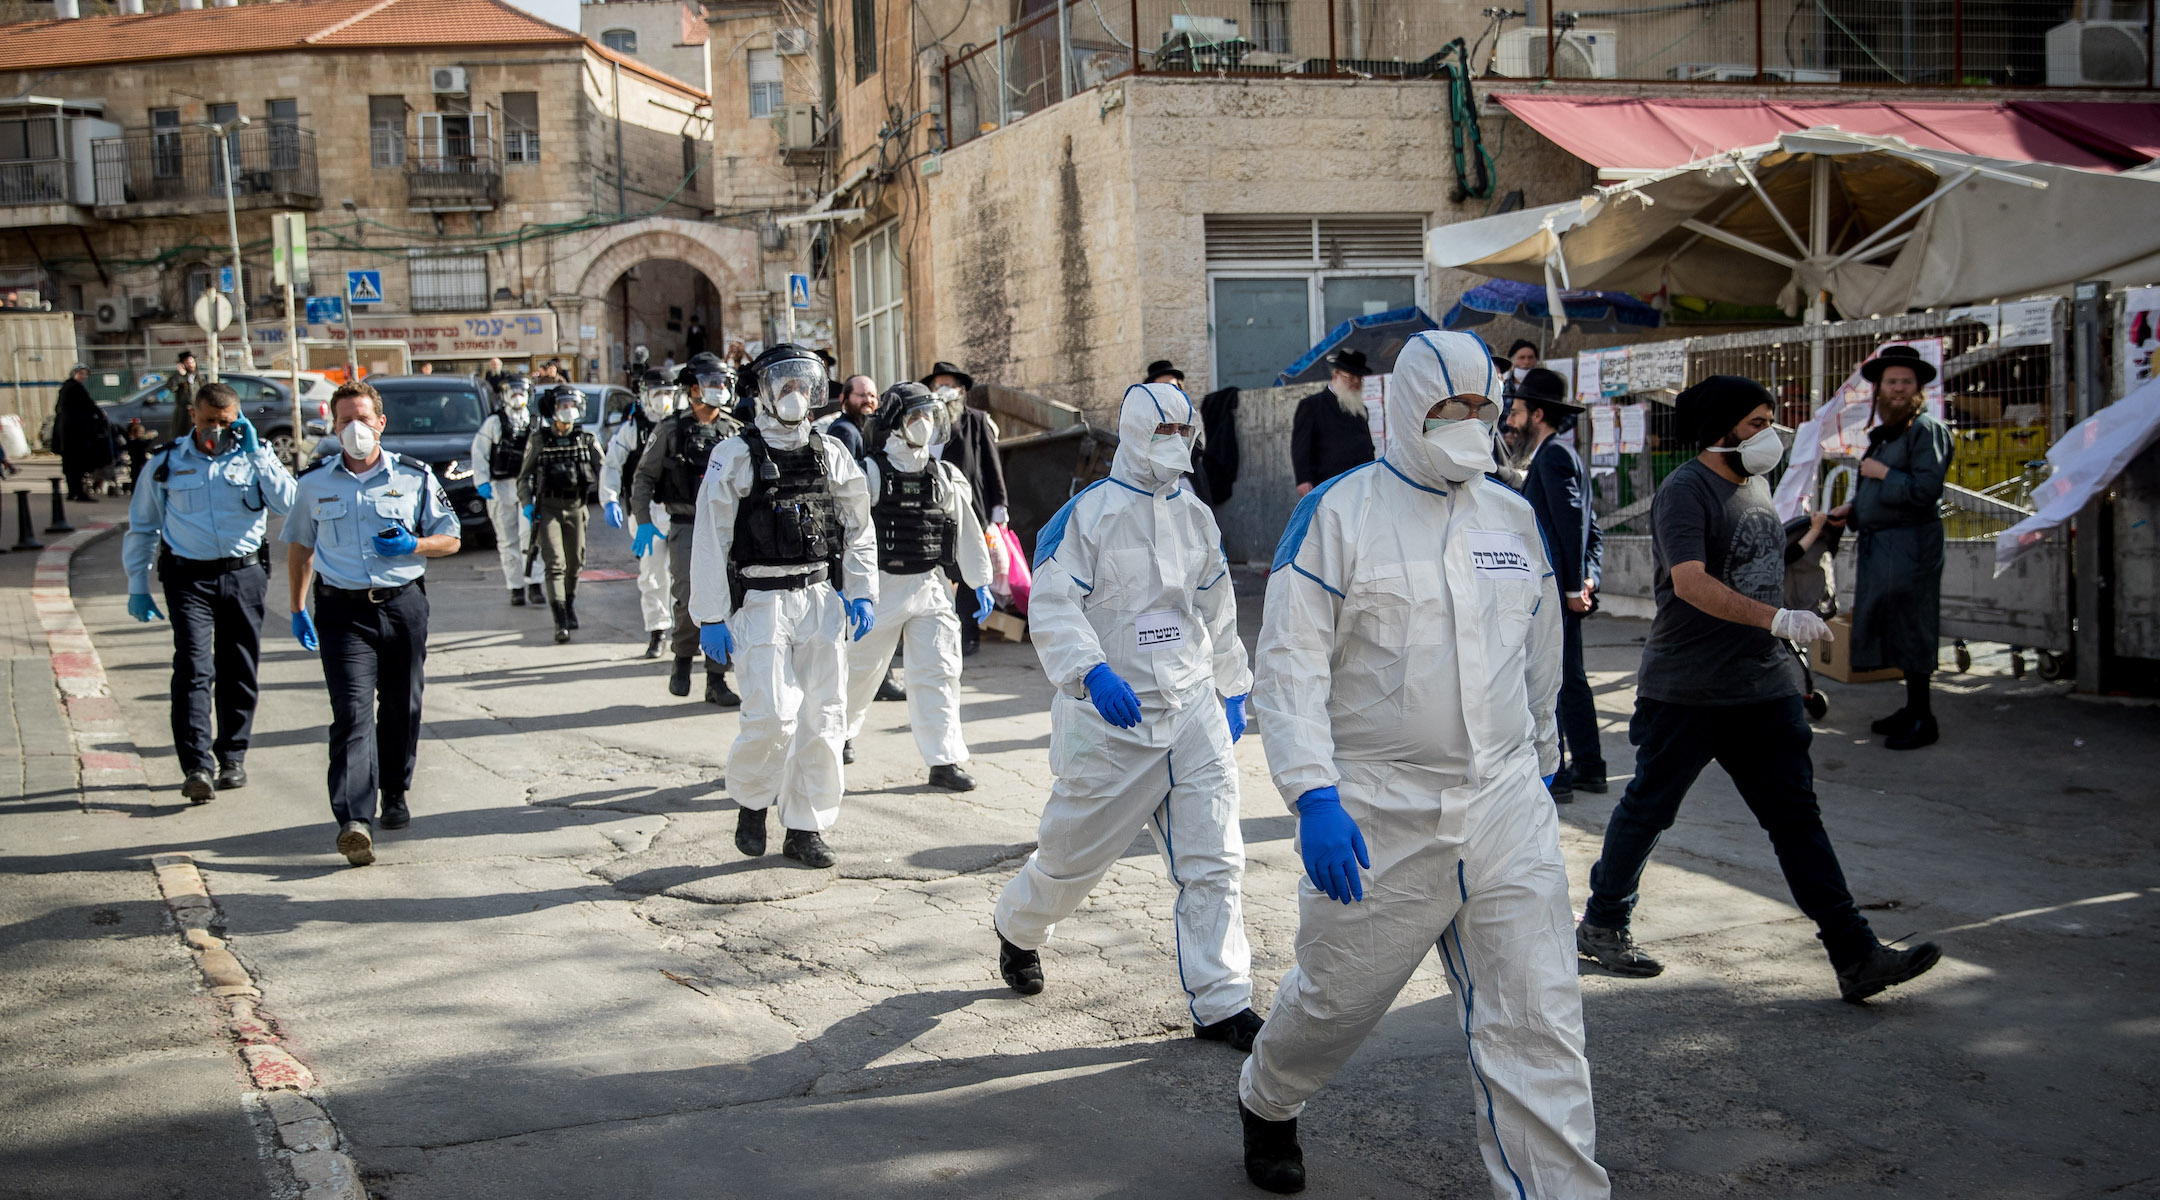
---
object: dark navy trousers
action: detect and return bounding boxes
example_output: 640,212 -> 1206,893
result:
161,559 -> 268,775
315,583 -> 428,826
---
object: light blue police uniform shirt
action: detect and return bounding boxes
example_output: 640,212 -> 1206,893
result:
281,451 -> 460,590
122,436 -> 298,593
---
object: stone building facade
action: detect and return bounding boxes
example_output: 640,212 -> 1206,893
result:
582,0 -> 710,94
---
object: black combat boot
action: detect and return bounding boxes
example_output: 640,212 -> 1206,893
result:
669,656 -> 693,696
550,602 -> 570,644
510,587 -> 526,607
563,595 -> 579,630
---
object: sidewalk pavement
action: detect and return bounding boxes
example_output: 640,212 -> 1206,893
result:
6,478 -> 2160,1199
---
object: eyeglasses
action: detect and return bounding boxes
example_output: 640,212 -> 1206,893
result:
1154,422 -> 1193,438
1430,396 -> 1497,424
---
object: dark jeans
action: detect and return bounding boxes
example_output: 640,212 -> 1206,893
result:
161,561 -> 267,774
1556,608 -> 1604,781
316,584 -> 429,826
1584,694 -> 1876,968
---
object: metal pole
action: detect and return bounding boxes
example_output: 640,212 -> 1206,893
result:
1058,0 -> 1071,104
1327,0 -> 1338,74
996,25 -> 1009,127
1806,156 -> 1829,409
1952,0 -> 1964,86
1130,0 -> 1139,75
1754,0 -> 1765,81
343,284 -> 358,384
612,59 -> 626,216
217,124 -> 254,370
2072,280 -> 2108,694
284,274 -> 301,464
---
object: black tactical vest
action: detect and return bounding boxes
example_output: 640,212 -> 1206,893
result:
732,426 -> 839,572
534,426 -> 598,500
487,409 -> 531,479
619,409 -> 656,485
658,415 -> 723,506
870,451 -> 956,576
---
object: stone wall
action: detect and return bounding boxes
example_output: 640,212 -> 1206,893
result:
584,0 -> 710,93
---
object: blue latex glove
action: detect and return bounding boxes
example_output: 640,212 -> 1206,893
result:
521,503 -> 534,521
476,481 -> 493,500
1225,693 -> 1248,743
603,500 -> 625,529
127,593 -> 164,622
846,597 -> 876,642
1083,663 -> 1142,729
1543,774 -> 1556,788
632,522 -> 664,558
373,526 -> 419,556
700,622 -> 733,662
973,585 -> 994,622
291,611 -> 319,652
1297,787 -> 1370,904
234,416 -> 260,455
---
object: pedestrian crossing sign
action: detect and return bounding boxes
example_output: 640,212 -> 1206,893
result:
788,273 -> 810,310
347,269 -> 383,305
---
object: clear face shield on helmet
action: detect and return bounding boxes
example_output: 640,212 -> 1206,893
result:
896,398 -> 951,449
503,386 -> 530,411
639,385 -> 680,423
759,358 -> 825,425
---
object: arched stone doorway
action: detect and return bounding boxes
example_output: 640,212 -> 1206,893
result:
554,217 -> 762,378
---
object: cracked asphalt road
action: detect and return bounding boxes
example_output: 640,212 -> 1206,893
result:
13,510 -> 2160,1199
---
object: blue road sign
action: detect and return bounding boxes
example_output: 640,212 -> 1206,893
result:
788,273 -> 811,310
305,296 -> 345,325
218,266 -> 235,293
346,269 -> 383,305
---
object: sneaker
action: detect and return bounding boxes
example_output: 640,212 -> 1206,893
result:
928,763 -> 976,792
1869,707 -> 1913,735
668,656 -> 693,697
781,828 -> 835,868
645,631 -> 664,659
1576,920 -> 1664,977
734,807 -> 768,857
1837,941 -> 1942,1004
1884,715 -> 1938,751
1240,1101 -> 1306,1194
215,762 -> 247,791
336,821 -> 375,866
841,740 -> 855,765
875,671 -> 907,702
997,931 -> 1044,995
705,672 -> 740,708
181,768 -> 215,804
510,588 -> 526,608
1194,1007 -> 1264,1053
379,794 -> 410,831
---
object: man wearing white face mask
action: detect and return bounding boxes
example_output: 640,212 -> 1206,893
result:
690,343 -> 877,869
470,376 -> 544,607
1237,330 -> 1608,1199
1575,375 -> 1942,1005
839,383 -> 995,789
601,368 -> 678,658
991,381 -> 1263,1054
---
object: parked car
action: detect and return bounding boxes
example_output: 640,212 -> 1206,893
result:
99,372 -> 313,464
570,382 -> 635,448
333,375 -> 494,542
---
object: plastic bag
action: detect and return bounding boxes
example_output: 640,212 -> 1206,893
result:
0,414 -> 28,461
1001,524 -> 1032,616
985,524 -> 1011,599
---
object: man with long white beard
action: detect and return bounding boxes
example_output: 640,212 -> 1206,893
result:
1289,348 -> 1375,497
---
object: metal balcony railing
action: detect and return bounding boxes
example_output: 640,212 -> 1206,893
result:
404,134 -> 504,210
91,124 -> 319,211
0,159 -> 71,206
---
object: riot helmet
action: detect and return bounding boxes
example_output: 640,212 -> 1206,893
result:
747,343 -> 826,427
871,381 -> 949,450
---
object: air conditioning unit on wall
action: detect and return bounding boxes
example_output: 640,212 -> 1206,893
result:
431,66 -> 469,95
774,103 -> 819,151
1495,27 -> 1621,79
2046,20 -> 2150,87
773,26 -> 809,56
93,293 -> 132,332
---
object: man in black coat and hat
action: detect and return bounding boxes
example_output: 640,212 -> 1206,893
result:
1289,347 -> 1375,497
1826,344 -> 1954,751
921,360 -> 1006,655
1144,360 -> 1184,386
52,363 -> 113,502
1504,367 -> 1605,802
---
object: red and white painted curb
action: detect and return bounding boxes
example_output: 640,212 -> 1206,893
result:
28,522 -> 151,795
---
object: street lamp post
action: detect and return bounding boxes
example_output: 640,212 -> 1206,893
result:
203,114 -> 254,370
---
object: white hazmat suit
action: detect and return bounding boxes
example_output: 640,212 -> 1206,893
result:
470,405 -> 543,591
689,418 -> 876,833
842,436 -> 993,767
599,412 -> 672,633
992,383 -> 1256,1025
1239,330 -> 1609,1199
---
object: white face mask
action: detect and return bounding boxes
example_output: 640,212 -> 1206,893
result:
902,416 -> 933,447
505,392 -> 528,410
768,388 -> 811,425
1146,432 -> 1193,476
338,419 -> 378,460
1710,427 -> 1785,477
555,406 -> 581,426
1420,417 -> 1495,483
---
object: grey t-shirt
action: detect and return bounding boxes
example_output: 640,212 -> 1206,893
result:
1637,458 -> 1803,706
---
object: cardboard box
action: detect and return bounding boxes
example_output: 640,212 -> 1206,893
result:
1810,614 -> 1902,684
981,611 -> 1028,643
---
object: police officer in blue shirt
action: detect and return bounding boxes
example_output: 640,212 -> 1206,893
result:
282,381 -> 462,867
123,381 -> 297,803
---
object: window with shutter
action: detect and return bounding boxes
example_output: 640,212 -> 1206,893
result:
502,92 -> 540,164
368,96 -> 405,167
1203,213 -> 1427,389
411,254 -> 489,313
749,49 -> 783,119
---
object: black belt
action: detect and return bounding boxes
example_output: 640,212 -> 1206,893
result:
740,567 -> 824,592
160,547 -> 265,577
316,580 -> 420,604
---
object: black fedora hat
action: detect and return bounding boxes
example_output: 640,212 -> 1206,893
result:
1145,359 -> 1184,382
1324,347 -> 1372,377
1515,366 -> 1582,411
1860,344 -> 1937,387
918,360 -> 976,391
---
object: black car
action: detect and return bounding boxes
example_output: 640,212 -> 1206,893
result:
99,372 -> 314,463
353,375 -> 494,542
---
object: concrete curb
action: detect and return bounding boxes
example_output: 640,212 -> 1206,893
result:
29,521 -> 152,797
151,853 -> 367,1200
